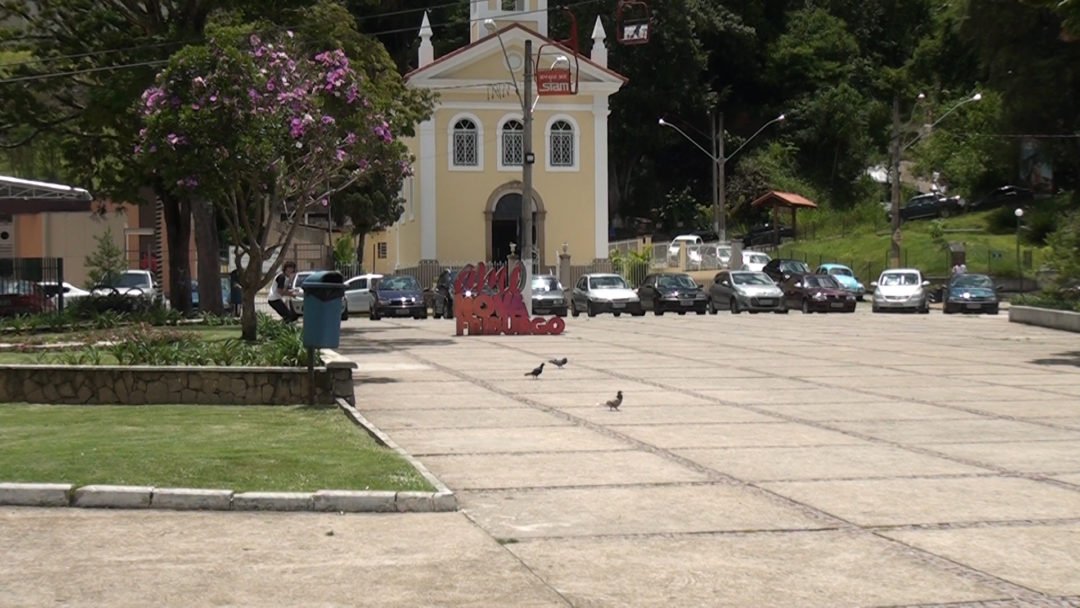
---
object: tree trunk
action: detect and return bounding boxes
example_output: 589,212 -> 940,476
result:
241,285 -> 258,342
162,195 -> 193,313
356,231 -> 366,272
193,197 -> 223,315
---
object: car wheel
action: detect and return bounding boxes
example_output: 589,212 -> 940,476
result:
988,306 -> 999,315
341,303 -> 349,321
370,309 -> 381,321
943,303 -> 955,314
571,302 -> 580,317
802,299 -> 811,314
654,306 -> 664,316
872,304 -> 880,313
919,301 -> 930,314
587,301 -> 596,317
613,312 -> 621,317
707,299 -> 717,315
730,297 -> 741,314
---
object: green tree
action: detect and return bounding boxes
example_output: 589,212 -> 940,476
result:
84,227 -> 126,288
1045,211 -> 1080,289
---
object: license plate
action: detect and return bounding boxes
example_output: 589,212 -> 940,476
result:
965,303 -> 982,309
830,302 -> 844,308
680,300 -> 693,306
611,302 -> 625,309
395,308 -> 410,316
758,299 -> 774,306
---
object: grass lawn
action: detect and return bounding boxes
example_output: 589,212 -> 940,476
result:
0,404 -> 433,492
0,325 -> 244,365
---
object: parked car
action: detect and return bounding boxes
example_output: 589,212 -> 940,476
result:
0,279 -> 48,316
92,270 -> 163,304
740,250 -> 772,272
570,273 -> 644,317
287,271 -> 349,320
762,259 -> 812,285
38,281 -> 90,306
370,274 -> 427,320
637,272 -> 708,315
942,273 -> 1000,315
667,234 -> 704,265
344,273 -> 382,315
968,185 -> 1034,211
886,193 -> 965,222
814,264 -> 866,300
871,268 -> 930,313
432,268 -> 459,319
707,270 -> 787,314
741,224 -> 795,247
785,274 -> 856,313
531,274 -> 568,316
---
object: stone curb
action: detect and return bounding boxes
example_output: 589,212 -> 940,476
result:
233,491 -> 313,512
73,485 -> 153,509
0,482 -> 73,506
151,488 -> 233,511
336,397 -> 459,512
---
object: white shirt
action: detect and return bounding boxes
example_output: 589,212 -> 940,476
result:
268,273 -> 290,302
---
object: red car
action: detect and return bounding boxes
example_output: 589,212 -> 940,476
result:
783,274 -> 857,314
0,280 -> 48,316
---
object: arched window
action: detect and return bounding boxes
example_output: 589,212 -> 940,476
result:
452,118 -> 478,167
549,120 -> 574,167
501,119 -> 524,166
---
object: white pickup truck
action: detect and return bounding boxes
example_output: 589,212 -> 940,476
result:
93,270 -> 164,305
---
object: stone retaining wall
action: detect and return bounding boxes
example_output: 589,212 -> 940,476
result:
1009,306 -> 1080,334
0,362 -> 356,405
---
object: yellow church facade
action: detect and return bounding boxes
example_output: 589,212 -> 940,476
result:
367,0 -> 626,275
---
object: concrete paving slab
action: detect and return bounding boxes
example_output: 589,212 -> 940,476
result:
829,419 -> 1080,444
568,404 -> 779,425
0,509 -> 566,608
461,484 -> 831,539
1032,416 -> 1080,429
755,401 -> 980,421
356,380 -> 490,395
356,392 -> 526,410
494,378 -> 660,394
923,440 -> 1080,473
885,524 -> 1080,596
386,425 -> 630,456
956,400 -> 1080,418
362,407 -> 572,430
957,374 -> 1080,387
870,385 -> 1073,402
608,422 -> 867,449
506,530 -> 1001,607
517,390 -> 713,408
761,477 -> 1080,526
422,450 -> 710,490
1053,473 -> 1080,486
677,444 -> 990,481
693,387 -> 872,405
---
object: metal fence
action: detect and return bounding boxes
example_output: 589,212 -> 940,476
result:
0,257 -> 66,313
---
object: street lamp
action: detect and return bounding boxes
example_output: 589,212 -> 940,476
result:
658,113 -> 785,242
1015,207 -> 1024,291
484,18 -> 535,313
889,91 -> 981,267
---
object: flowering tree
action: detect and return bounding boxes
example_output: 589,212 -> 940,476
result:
138,25 -> 408,340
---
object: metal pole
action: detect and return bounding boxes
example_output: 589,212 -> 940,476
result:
522,39 -> 534,315
717,112 -> 727,243
710,112 -> 719,241
1016,215 -> 1023,292
889,95 -> 902,268
307,347 -> 315,405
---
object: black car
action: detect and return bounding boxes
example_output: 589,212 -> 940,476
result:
943,273 -> 1000,315
432,269 -> 459,319
370,275 -> 427,320
887,193 -> 965,222
531,275 -> 568,316
741,224 -> 795,247
761,259 -> 812,285
637,272 -> 708,315
968,185 -> 1034,211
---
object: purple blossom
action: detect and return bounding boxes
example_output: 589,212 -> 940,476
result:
373,122 -> 393,143
176,176 -> 198,188
345,85 -> 359,104
321,115 -> 335,125
193,76 -> 206,88
335,149 -> 346,162
344,132 -> 357,145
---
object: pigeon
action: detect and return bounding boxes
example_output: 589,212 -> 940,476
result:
548,357 -> 568,368
604,391 -> 623,411
525,363 -> 545,379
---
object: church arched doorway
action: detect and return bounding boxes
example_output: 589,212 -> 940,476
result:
485,185 -> 545,268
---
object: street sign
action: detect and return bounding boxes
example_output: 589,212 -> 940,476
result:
536,69 -> 573,96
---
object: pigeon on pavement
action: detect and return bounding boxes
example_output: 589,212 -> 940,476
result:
604,391 -> 623,411
548,357 -> 568,368
525,363 -> 545,378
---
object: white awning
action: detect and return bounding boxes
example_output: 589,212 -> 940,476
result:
0,175 -> 92,201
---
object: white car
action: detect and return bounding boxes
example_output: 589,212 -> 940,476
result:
570,273 -> 645,317
343,273 -> 382,315
741,250 -> 772,272
667,235 -> 704,265
92,270 -> 163,303
39,281 -> 90,303
871,268 -> 930,313
287,271 -> 349,320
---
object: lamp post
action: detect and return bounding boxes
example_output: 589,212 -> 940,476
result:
658,113 -> 785,242
1015,207 -> 1024,291
485,19 -> 536,314
889,92 -> 981,267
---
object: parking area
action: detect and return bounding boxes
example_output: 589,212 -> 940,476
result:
5,309 -> 1080,606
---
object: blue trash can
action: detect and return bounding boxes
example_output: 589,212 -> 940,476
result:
301,271 -> 346,349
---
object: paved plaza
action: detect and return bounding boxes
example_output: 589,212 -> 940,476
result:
5,306 -> 1080,606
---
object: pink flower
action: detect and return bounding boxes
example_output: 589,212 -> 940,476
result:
335,149 -> 346,162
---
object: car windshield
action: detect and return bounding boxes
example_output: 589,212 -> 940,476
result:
780,261 -> 811,274
378,276 -> 421,291
658,275 -> 698,290
880,272 -> 920,286
826,267 -> 853,277
804,275 -> 840,289
732,272 -> 773,286
952,274 -> 993,288
747,254 -> 770,265
590,275 -> 628,289
114,273 -> 150,288
532,276 -> 561,292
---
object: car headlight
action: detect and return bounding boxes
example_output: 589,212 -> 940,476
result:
846,295 -> 855,301
812,292 -> 827,301
873,291 -> 885,300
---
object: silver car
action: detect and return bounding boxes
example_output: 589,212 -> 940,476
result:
531,275 -> 568,316
343,273 -> 382,315
871,268 -> 930,313
570,273 -> 645,317
707,270 -> 787,314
